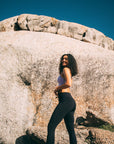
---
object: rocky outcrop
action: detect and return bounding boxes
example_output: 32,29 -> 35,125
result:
86,128 -> 114,144
26,126 -> 89,144
0,14 -> 114,50
0,16 -> 18,31
0,31 -> 114,143
26,126 -> 114,144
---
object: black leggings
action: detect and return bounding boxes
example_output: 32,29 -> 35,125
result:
46,92 -> 77,144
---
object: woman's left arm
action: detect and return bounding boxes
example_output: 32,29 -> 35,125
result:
54,67 -> 72,93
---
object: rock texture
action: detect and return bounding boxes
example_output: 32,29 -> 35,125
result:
0,14 -> 114,50
26,126 -> 114,144
0,30 -> 114,144
26,126 -> 89,144
89,129 -> 114,144
86,128 -> 114,144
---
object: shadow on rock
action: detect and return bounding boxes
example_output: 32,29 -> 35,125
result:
15,135 -> 45,144
0,138 -> 5,144
76,111 -> 108,127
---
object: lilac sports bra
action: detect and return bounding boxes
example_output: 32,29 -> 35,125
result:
57,75 -> 66,86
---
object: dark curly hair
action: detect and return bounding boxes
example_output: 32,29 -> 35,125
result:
59,54 -> 78,77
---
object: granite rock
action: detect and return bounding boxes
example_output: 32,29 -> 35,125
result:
0,14 -> 113,50
0,31 -> 114,143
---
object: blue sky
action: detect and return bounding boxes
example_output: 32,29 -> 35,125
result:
0,0 -> 114,40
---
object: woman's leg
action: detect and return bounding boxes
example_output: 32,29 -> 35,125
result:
64,111 -> 77,144
46,101 -> 72,144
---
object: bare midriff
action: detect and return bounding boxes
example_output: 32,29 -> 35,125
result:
61,88 -> 70,93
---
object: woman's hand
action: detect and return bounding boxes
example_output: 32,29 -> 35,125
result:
54,86 -> 61,95
54,86 -> 59,95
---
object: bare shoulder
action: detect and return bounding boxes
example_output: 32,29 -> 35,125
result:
63,67 -> 71,74
63,67 -> 72,81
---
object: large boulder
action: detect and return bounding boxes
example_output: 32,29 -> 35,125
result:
0,31 -> 114,143
0,14 -> 114,50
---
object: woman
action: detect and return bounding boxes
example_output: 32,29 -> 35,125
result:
46,54 -> 78,144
